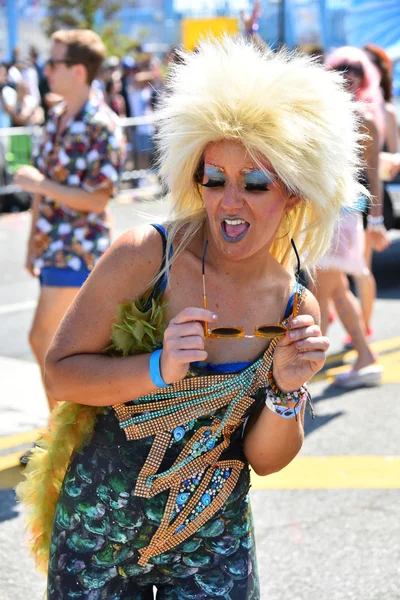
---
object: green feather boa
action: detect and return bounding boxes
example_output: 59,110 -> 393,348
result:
16,293 -> 166,574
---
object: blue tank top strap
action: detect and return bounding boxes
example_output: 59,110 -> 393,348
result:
283,282 -> 301,320
148,224 -> 173,301
151,223 -> 168,239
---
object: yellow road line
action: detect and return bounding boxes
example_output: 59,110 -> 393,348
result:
1,452 -> 399,489
251,456 -> 400,489
312,336 -> 400,384
0,451 -> 23,472
0,429 -> 41,450
324,336 -> 400,367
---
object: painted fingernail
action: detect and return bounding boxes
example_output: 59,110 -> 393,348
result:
289,332 -> 296,339
212,314 -> 218,320
296,341 -> 303,348
291,319 -> 298,326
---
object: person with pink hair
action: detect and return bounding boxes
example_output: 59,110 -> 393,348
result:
314,46 -> 390,389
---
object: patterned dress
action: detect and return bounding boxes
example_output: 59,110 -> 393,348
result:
47,227 -> 305,600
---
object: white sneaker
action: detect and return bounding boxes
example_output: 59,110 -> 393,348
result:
334,365 -> 383,389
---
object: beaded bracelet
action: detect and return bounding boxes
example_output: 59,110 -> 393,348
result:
366,215 -> 384,229
265,370 -> 308,420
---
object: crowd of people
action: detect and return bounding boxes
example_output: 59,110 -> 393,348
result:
0,44 -> 184,190
1,32 -> 399,389
0,15 -> 397,600
0,44 -> 168,126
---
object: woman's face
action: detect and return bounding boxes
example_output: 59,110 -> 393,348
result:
342,70 -> 363,96
201,140 -> 297,261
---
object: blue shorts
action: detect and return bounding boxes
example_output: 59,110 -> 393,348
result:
39,267 -> 90,288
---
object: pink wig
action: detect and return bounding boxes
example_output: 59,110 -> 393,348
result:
325,46 -> 384,144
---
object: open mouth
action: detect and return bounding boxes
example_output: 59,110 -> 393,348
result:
221,218 -> 250,243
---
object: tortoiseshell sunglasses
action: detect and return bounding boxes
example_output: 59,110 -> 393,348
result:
202,238 -> 301,339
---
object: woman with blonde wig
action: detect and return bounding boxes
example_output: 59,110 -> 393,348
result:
19,37 -> 360,598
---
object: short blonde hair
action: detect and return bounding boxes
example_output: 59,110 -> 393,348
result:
156,36 -> 364,272
51,29 -> 105,84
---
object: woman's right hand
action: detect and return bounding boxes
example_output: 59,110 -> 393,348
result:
160,308 -> 217,384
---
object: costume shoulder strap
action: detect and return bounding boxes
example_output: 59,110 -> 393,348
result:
148,224 -> 173,301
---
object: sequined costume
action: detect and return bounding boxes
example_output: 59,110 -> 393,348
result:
47,225 -> 306,599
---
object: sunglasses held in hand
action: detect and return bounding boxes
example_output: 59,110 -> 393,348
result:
202,238 -> 301,339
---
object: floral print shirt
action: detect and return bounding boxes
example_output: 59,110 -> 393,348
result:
33,96 -> 123,272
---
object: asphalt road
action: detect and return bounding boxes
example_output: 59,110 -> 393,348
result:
0,200 -> 399,600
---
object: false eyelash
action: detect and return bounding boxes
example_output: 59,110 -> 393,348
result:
202,179 -> 226,188
245,183 -> 270,192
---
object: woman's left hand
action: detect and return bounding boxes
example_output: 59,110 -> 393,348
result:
272,314 -> 329,392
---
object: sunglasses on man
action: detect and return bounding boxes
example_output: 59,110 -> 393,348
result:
46,58 -> 80,69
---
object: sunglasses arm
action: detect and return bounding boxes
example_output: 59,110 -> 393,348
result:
202,273 -> 208,336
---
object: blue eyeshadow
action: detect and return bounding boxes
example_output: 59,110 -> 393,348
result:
243,170 -> 273,186
204,166 -> 226,181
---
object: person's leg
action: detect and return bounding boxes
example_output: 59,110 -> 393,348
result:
354,233 -> 376,334
311,270 -> 338,336
29,285 -> 79,411
331,272 -> 376,371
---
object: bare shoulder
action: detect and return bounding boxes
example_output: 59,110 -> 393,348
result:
298,287 -> 320,325
92,223 -> 165,298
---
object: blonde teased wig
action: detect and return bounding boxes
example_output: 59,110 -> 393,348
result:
155,36 -> 365,274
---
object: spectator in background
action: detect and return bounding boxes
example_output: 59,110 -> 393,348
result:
314,46 -> 389,389
0,63 -> 17,128
92,56 -> 119,101
7,48 -> 23,88
105,74 -> 127,117
241,0 -> 262,38
10,80 -> 43,126
359,44 -> 399,333
364,43 -> 398,154
21,58 -> 41,107
29,45 -> 45,81
364,44 -> 400,215
120,56 -> 136,118
128,73 -> 156,184
27,46 -> 63,119
14,29 -> 124,458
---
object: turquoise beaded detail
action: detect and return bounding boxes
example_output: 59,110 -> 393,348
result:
177,466 -> 232,531
119,357 -> 263,490
173,426 -> 185,442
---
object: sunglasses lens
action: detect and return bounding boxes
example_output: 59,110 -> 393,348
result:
256,325 -> 287,338
210,327 -> 243,338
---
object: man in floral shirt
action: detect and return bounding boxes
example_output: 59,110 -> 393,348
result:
15,29 -> 123,429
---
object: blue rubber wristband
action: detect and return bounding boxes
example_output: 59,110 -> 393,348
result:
149,349 -> 170,388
